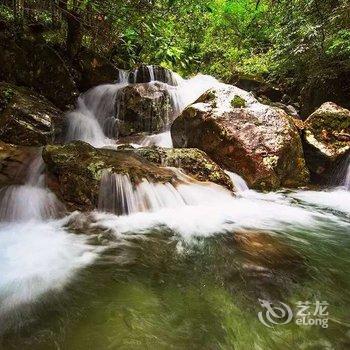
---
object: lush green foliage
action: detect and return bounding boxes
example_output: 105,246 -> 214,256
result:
1,0 -> 350,85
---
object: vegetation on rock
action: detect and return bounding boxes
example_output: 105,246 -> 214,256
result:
135,147 -> 233,190
117,83 -> 174,137
0,82 -> 63,146
302,102 -> 350,183
42,141 -> 178,211
172,84 -> 310,190
231,95 -> 246,108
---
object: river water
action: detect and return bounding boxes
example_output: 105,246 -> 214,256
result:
0,67 -> 349,349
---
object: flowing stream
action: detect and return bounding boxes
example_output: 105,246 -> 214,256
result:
1,67 -> 350,349
65,66 -> 219,148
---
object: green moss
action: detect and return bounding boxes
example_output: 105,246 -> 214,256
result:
231,95 -> 246,108
3,88 -> 14,102
0,87 -> 14,113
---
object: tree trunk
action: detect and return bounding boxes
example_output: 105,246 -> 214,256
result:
66,14 -> 82,58
58,0 -> 83,59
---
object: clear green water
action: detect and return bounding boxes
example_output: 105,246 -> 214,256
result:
1,191 -> 350,350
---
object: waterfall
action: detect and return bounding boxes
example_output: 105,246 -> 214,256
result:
224,171 -> 249,192
117,69 -> 129,83
332,153 -> 350,190
64,84 -> 125,147
127,65 -> 183,86
98,172 -> 186,215
0,152 -> 64,222
98,170 -> 233,216
64,67 -> 219,148
342,154 -> 350,190
345,163 -> 350,190
140,131 -> 173,148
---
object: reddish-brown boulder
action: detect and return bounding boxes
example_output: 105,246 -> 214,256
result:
171,84 -> 309,190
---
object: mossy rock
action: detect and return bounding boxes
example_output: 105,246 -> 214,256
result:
135,147 -> 233,190
303,102 -> 350,183
42,141 -> 177,211
116,82 -> 175,137
0,82 -> 63,146
172,83 -> 309,190
231,95 -> 246,108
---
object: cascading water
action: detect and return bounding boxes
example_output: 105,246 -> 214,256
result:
0,67 -> 223,322
0,151 -> 63,222
343,154 -> 350,190
2,65 -> 350,349
345,163 -> 350,190
224,171 -> 249,192
331,152 -> 350,190
64,66 -> 219,148
0,153 -> 99,323
98,170 -> 233,216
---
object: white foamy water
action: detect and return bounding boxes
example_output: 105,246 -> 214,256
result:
0,154 -> 64,222
0,152 -> 97,322
64,70 -> 219,148
2,65 -> 349,327
98,171 -> 231,216
64,85 -> 122,147
140,131 -> 173,148
0,185 -> 64,222
93,188 -> 348,241
94,169 -> 349,240
344,158 -> 350,190
0,221 -> 99,316
291,188 -> 350,214
225,171 -> 249,192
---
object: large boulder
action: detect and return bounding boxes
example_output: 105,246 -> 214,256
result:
171,84 -> 309,190
134,147 -> 233,190
0,35 -> 78,109
302,102 -> 350,183
0,83 -> 63,146
116,82 -> 175,136
42,141 -> 177,211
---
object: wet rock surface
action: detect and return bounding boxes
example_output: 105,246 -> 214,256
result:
302,102 -> 350,184
135,146 -> 233,190
0,83 -> 63,146
0,141 -> 36,187
172,84 -> 309,190
117,82 -> 175,137
42,141 -> 177,211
